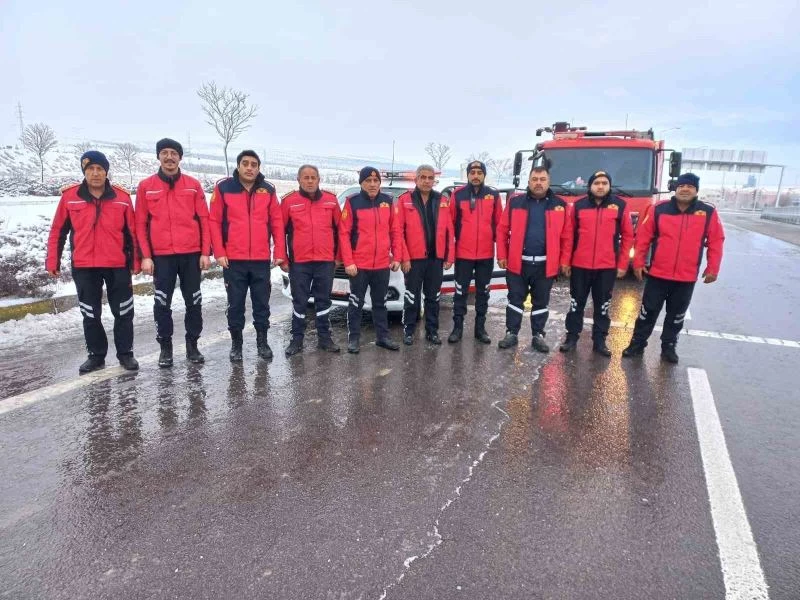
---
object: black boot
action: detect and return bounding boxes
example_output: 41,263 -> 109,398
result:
622,340 -> 646,358
592,338 -> 612,357
474,316 -> 491,344
559,334 -> 578,353
78,355 -> 105,374
531,333 -> 550,353
229,330 -> 243,362
118,353 -> 139,371
425,332 -> 442,345
317,336 -> 340,353
376,337 -> 400,351
448,319 -> 463,344
285,336 -> 304,357
256,328 -> 273,360
347,337 -> 360,354
187,337 -> 205,364
661,343 -> 679,364
498,332 -> 518,349
157,337 -> 173,368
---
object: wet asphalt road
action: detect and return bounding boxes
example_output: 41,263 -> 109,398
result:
1,217 -> 799,599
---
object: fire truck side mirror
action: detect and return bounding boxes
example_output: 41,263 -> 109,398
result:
512,152 -> 523,187
669,152 -> 682,178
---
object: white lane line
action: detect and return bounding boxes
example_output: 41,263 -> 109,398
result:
688,368 -> 770,600
486,307 -> 800,348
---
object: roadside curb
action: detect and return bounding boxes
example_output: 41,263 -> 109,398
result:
0,269 -> 224,324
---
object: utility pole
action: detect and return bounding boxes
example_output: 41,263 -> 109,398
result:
16,102 -> 24,139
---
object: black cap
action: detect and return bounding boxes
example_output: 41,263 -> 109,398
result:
156,138 -> 183,158
359,166 -> 381,184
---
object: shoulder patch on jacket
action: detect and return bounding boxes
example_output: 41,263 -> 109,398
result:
554,205 -> 565,211
60,182 -> 80,193
111,183 -> 131,197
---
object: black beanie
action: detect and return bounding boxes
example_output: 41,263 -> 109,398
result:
466,160 -> 487,175
80,150 -> 110,173
156,138 -> 183,158
236,149 -> 261,166
359,166 -> 381,184
677,173 -> 700,189
587,170 -> 612,187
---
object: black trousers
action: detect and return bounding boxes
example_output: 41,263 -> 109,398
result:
631,275 -> 695,346
72,267 -> 134,358
289,261 -> 335,339
223,260 -> 271,332
565,267 -> 617,341
403,258 -> 444,335
152,253 -> 202,341
347,268 -> 390,342
452,258 -> 493,325
505,262 -> 554,336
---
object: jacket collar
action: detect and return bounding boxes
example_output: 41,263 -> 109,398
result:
78,179 -> 115,201
299,188 -> 322,201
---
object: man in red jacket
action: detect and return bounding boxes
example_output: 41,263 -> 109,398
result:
338,167 -> 401,354
559,171 -> 634,356
447,160 -> 502,344
135,138 -> 210,367
622,173 -> 725,363
496,166 -> 572,352
209,150 -> 286,361
392,164 -> 455,346
281,164 -> 342,356
46,151 -> 140,374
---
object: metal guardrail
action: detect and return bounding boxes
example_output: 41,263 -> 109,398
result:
761,206 -> 800,225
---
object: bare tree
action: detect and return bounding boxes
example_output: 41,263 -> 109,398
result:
197,82 -> 258,176
73,141 -> 93,159
466,151 -> 491,165
424,142 -> 452,170
22,123 -> 57,183
114,142 -> 139,188
487,157 -> 512,181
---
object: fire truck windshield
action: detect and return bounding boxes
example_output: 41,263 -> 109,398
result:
543,148 -> 654,194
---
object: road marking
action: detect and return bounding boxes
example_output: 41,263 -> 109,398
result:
688,368 -> 770,599
485,307 -> 800,348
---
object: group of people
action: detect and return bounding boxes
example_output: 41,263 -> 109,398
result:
45,141 -> 725,374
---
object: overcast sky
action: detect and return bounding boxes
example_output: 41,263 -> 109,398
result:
2,0 -> 798,184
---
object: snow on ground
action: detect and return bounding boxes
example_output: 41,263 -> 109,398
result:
0,278 -> 227,351
0,268 -> 287,350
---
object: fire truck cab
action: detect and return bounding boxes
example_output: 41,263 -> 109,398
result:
512,121 -> 683,231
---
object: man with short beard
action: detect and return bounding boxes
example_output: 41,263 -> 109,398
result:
209,150 -> 287,362
135,138 -> 211,367
447,160 -> 502,344
559,170 -> 634,356
622,173 -> 724,363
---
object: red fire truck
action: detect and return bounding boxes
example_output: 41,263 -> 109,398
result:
512,121 -> 683,233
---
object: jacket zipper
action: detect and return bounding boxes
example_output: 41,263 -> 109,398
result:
592,204 -> 601,269
673,213 -> 687,277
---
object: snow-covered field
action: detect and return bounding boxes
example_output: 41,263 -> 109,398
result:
0,269 -> 285,350
0,179 -> 349,228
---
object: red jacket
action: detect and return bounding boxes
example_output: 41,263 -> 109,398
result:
135,171 -> 211,258
634,197 -> 724,282
496,189 -> 572,278
565,194 -> 634,270
46,181 -> 139,272
209,172 -> 287,262
281,189 -> 341,263
392,189 -> 455,263
449,184 -> 502,260
338,191 -> 399,270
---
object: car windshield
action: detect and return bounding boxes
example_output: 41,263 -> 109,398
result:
336,186 -> 411,206
543,148 -> 654,194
